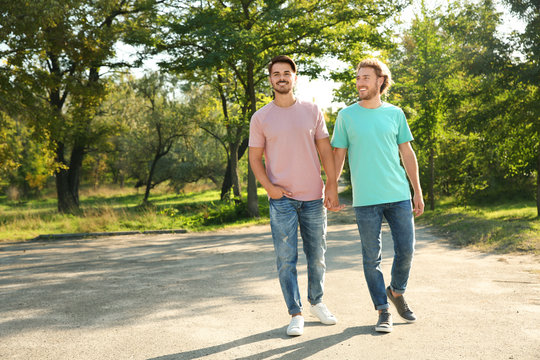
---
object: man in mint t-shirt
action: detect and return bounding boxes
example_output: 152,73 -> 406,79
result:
332,58 -> 424,333
249,55 -> 344,336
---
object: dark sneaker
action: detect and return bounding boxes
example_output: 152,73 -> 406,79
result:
375,309 -> 393,333
386,286 -> 417,323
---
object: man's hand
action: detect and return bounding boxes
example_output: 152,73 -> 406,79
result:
267,185 -> 292,199
398,142 -> 424,217
324,181 -> 345,212
412,192 -> 424,217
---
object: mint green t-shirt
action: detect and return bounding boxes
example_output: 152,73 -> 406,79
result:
331,102 -> 414,207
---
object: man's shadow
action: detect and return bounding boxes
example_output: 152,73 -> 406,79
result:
148,323 -> 378,360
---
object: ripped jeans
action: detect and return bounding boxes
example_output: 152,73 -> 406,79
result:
269,197 -> 327,315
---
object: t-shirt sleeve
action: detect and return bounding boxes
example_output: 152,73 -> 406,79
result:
396,109 -> 414,144
331,111 -> 349,148
314,106 -> 329,140
248,114 -> 265,147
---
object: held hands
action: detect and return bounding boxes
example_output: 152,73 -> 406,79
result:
268,185 -> 293,199
324,181 -> 345,212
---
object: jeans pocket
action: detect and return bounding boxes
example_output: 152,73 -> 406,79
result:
269,196 -> 289,210
269,196 -> 291,218
396,199 -> 413,211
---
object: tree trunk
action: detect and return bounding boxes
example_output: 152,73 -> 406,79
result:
246,61 -> 259,217
230,141 -> 241,199
56,143 -> 84,213
536,143 -> 539,217
220,138 -> 249,200
56,171 -> 79,213
247,152 -> 258,215
143,152 -> 161,203
220,159 -> 233,200
429,144 -> 435,211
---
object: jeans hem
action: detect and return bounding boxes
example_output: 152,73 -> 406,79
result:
375,304 -> 390,311
288,307 -> 302,315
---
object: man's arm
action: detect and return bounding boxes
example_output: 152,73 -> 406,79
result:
249,146 -> 292,199
316,137 -> 344,211
333,147 -> 347,182
398,141 -> 424,217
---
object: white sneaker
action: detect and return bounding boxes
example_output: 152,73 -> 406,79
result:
286,315 -> 304,336
310,303 -> 337,325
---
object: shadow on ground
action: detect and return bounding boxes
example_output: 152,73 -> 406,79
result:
148,324 -> 377,360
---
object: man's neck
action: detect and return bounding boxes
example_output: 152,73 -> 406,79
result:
273,92 -> 296,108
358,97 -> 382,109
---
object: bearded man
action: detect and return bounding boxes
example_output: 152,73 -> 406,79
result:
332,58 -> 424,333
249,55 -> 343,336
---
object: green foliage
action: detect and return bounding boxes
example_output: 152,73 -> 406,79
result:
0,0 -> 161,212
439,1 -> 538,207
94,74 -> 227,194
0,112 -> 60,198
435,131 -> 488,201
158,193 -> 269,229
385,0 -> 538,213
388,2 -> 457,209
1,0 -> 537,219
0,115 -> 20,182
153,0 -> 408,209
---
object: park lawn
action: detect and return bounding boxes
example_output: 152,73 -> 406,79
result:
416,198 -> 540,254
338,189 -> 538,255
0,187 -> 270,242
1,186 -> 538,255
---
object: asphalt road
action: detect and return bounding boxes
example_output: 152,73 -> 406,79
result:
1,208 -> 539,359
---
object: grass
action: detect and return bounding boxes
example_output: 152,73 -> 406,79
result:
0,185 -> 270,242
337,189 -> 538,254
416,198 -> 539,254
2,185 -> 538,255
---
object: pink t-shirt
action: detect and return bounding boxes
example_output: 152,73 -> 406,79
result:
249,99 -> 329,201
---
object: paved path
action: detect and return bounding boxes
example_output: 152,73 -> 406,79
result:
1,207 -> 539,359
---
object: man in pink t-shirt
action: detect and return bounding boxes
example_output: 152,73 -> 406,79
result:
249,55 -> 343,336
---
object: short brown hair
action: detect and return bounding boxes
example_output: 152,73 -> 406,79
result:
268,55 -> 297,75
357,58 -> 393,95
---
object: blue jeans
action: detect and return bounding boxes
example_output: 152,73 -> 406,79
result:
354,200 -> 415,310
269,197 -> 327,315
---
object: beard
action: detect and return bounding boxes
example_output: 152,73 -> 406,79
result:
358,86 -> 378,100
272,81 -> 293,94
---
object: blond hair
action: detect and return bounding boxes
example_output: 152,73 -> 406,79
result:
357,58 -> 393,95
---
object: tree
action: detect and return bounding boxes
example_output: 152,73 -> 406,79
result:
178,68 -> 251,202
128,73 -> 193,203
387,0 -> 537,210
390,2 -> 452,210
501,0 -> 540,216
152,0 -> 408,217
439,0 -> 537,209
96,74 -> 226,196
0,0 -> 161,212
0,113 -> 58,198
0,114 -> 20,190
